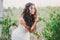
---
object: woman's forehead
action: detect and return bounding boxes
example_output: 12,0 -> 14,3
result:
30,5 -> 35,8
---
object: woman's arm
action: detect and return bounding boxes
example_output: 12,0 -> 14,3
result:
20,17 -> 30,31
29,21 -> 37,32
29,17 -> 39,32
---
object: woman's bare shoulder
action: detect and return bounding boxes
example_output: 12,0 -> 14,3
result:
19,17 -> 25,24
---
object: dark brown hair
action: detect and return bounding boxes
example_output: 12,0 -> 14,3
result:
21,2 -> 37,28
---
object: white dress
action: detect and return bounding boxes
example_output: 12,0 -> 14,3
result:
11,24 -> 30,40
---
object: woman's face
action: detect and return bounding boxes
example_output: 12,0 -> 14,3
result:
29,5 -> 35,15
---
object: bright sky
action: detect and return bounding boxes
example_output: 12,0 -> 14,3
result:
3,0 -> 60,8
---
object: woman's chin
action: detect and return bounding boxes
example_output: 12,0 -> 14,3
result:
30,13 -> 35,16
31,13 -> 34,15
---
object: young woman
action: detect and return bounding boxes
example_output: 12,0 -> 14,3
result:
11,2 -> 39,40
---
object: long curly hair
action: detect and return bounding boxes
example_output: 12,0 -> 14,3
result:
21,2 -> 37,28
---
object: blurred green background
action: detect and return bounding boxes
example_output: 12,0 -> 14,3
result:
0,7 -> 60,40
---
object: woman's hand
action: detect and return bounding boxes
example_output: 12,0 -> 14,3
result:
35,18 -> 39,23
36,35 -> 40,39
34,32 -> 40,39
